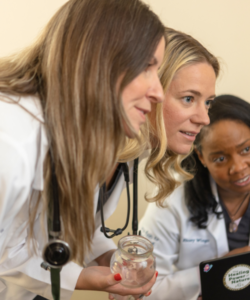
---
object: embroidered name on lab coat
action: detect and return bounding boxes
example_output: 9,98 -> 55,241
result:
141,228 -> 160,245
183,238 -> 209,244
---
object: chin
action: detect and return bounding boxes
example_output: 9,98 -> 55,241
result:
123,122 -> 138,138
168,144 -> 193,155
124,127 -> 139,139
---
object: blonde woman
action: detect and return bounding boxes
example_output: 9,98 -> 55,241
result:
114,27 -> 220,208
140,28 -> 221,299
0,0 -> 165,299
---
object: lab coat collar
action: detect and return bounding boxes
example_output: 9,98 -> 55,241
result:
210,174 -> 220,205
207,175 -> 229,256
0,92 -> 44,123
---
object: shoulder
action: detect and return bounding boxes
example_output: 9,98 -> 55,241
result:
140,184 -> 190,229
0,93 -> 44,143
159,184 -> 188,216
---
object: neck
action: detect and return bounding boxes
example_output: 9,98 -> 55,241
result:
217,185 -> 249,203
217,185 -> 250,220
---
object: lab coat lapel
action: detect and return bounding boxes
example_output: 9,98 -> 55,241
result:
207,213 -> 229,257
207,176 -> 229,257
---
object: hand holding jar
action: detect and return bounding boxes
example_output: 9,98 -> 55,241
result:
110,235 -> 157,299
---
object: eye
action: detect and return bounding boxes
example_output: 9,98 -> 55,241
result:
242,146 -> 250,154
183,96 -> 193,104
145,63 -> 153,70
145,58 -> 157,72
205,99 -> 213,109
213,156 -> 225,163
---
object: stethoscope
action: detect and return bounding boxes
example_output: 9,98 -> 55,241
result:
41,156 -> 140,300
100,158 -> 140,237
41,153 -> 71,300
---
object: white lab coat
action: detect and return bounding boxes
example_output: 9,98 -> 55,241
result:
0,93 -> 131,299
139,178 -> 244,300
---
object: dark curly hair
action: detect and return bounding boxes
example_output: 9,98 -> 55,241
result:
184,95 -> 250,228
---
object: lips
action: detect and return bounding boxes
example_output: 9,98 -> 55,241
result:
233,175 -> 250,187
179,130 -> 199,142
180,131 -> 197,136
135,107 -> 150,115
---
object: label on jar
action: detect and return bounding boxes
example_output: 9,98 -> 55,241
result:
223,264 -> 250,291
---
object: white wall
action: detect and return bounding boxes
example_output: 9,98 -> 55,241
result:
0,1 -> 250,299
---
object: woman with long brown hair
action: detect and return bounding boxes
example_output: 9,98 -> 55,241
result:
0,0 -> 165,299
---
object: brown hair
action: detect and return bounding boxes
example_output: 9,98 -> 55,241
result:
0,0 -> 165,263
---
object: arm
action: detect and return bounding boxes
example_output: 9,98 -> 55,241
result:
139,196 -> 200,300
0,131 -> 85,299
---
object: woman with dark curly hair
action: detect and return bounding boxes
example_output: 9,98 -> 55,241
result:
140,95 -> 250,300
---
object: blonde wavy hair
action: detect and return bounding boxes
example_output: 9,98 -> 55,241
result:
119,27 -> 220,206
0,0 -> 165,263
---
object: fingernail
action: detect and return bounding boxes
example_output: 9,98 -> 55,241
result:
114,273 -> 122,281
146,291 -> 152,296
156,271 -> 158,278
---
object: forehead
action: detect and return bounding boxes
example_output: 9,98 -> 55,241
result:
202,120 -> 250,152
175,61 -> 214,77
154,36 -> 165,64
170,62 -> 216,91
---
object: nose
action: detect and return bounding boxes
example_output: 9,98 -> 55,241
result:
191,102 -> 210,126
147,75 -> 164,104
229,156 -> 248,175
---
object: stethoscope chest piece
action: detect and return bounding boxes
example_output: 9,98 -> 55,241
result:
42,239 -> 71,269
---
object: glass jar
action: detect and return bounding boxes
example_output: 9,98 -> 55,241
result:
110,235 -> 155,288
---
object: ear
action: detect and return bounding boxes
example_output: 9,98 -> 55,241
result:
194,147 -> 206,167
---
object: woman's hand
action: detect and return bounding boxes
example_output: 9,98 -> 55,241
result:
224,246 -> 250,257
75,266 -> 158,298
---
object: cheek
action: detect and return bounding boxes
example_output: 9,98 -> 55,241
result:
163,107 -> 188,132
209,168 -> 228,184
163,103 -> 177,124
122,89 -> 133,111
122,78 -> 147,109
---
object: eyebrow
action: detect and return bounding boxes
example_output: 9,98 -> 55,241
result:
209,150 -> 224,156
180,89 -> 216,98
209,138 -> 250,156
236,138 -> 250,148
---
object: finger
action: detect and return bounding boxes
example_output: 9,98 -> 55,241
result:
134,290 -> 152,299
109,293 -> 115,300
106,273 -> 123,286
145,290 -> 152,297
105,271 -> 157,295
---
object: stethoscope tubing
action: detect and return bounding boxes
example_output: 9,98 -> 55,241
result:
100,158 -> 139,238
